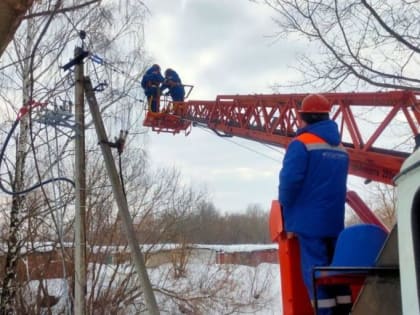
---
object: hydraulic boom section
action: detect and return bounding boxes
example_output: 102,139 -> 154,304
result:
144,90 -> 420,185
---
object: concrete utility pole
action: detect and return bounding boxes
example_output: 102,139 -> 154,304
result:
84,77 -> 160,315
74,47 -> 87,315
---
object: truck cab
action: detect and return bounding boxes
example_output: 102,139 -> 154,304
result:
395,139 -> 420,314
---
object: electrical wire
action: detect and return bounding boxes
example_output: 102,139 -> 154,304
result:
144,100 -> 284,164
44,124 -> 71,299
86,52 -> 149,139
3,6 -> 74,313
89,53 -> 143,84
0,112 -> 75,196
88,56 -> 145,104
196,125 -> 282,164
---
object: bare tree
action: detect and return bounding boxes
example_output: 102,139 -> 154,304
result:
0,1 -> 149,313
262,0 -> 420,91
368,183 -> 397,229
169,201 -> 271,244
184,200 -> 222,243
152,261 -> 274,315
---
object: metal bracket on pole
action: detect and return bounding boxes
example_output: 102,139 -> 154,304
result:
83,76 -> 160,315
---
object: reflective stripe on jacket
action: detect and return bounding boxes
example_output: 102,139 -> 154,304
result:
279,120 -> 349,237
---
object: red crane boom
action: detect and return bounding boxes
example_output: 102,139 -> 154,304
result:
144,90 -> 420,185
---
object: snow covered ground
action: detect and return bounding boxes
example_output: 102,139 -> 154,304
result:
148,262 -> 283,315
28,262 -> 282,314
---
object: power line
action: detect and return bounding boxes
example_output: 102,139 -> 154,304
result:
196,125 -> 282,164
0,103 -> 75,196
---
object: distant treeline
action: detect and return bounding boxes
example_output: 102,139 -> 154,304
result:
136,201 -> 271,245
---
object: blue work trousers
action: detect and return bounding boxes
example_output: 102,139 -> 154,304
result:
145,86 -> 160,112
297,235 -> 352,315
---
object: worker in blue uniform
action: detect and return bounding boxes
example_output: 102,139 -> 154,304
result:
278,94 -> 351,315
141,64 -> 164,112
161,68 -> 185,102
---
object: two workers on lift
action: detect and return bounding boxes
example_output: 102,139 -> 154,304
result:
278,94 -> 351,315
141,64 -> 185,112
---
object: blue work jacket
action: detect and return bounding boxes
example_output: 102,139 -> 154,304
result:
278,120 -> 349,237
141,67 -> 164,90
161,70 -> 185,101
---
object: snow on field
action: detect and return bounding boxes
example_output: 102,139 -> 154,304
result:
149,262 -> 282,314
29,262 -> 282,314
22,244 -> 282,314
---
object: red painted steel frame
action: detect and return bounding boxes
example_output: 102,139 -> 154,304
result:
144,90 -> 420,185
346,190 -> 389,231
269,200 -> 313,315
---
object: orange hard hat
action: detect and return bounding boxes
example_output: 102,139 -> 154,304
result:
299,94 -> 331,113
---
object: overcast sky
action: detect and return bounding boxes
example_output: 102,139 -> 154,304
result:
140,0 -> 367,213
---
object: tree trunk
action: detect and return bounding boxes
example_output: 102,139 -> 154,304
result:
0,116 -> 29,314
0,1 -> 34,57
0,16 -> 33,314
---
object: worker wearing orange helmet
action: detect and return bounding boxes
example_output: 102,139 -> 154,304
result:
278,94 -> 351,315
